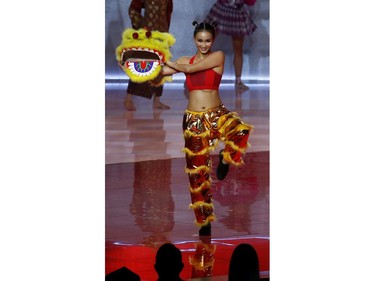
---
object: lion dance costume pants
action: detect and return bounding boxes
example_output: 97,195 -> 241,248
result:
182,103 -> 253,227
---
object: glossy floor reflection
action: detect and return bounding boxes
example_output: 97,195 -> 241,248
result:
105,81 -> 269,280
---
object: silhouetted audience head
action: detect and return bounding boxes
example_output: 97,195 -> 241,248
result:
105,266 -> 141,281
154,243 -> 184,281
228,243 -> 260,281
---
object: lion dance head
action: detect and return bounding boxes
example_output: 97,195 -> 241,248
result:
116,28 -> 176,85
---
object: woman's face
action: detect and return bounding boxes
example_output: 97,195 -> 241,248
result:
194,31 -> 214,54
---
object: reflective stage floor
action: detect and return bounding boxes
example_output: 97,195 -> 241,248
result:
105,81 -> 269,280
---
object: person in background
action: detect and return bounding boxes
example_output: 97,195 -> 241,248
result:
154,243 -> 185,281
160,21 -> 253,237
205,0 -> 257,90
228,243 -> 260,281
124,0 -> 173,111
105,266 -> 141,281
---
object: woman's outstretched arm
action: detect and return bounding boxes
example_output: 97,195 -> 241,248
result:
165,51 -> 224,74
150,56 -> 189,85
160,56 -> 191,76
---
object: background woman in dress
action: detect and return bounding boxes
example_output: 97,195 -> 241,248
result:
205,0 -> 257,90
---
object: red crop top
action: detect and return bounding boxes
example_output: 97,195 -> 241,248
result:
185,55 -> 222,91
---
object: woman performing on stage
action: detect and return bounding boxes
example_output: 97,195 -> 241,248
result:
160,21 -> 254,236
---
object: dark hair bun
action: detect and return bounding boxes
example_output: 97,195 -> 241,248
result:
192,21 -> 199,27
211,21 -> 218,28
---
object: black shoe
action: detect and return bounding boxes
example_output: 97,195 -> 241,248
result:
216,150 -> 229,180
199,222 -> 211,236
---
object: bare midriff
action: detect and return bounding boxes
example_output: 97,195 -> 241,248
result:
187,89 -> 222,112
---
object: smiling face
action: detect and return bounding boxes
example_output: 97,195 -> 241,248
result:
194,31 -> 214,55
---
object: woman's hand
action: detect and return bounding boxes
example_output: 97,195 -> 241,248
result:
162,62 -> 179,75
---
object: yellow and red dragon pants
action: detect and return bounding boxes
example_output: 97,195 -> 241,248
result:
182,103 -> 253,227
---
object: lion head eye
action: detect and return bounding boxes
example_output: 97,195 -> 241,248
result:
132,32 -> 139,39
146,31 -> 151,38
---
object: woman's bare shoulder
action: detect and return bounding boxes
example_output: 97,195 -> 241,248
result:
211,50 -> 225,58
